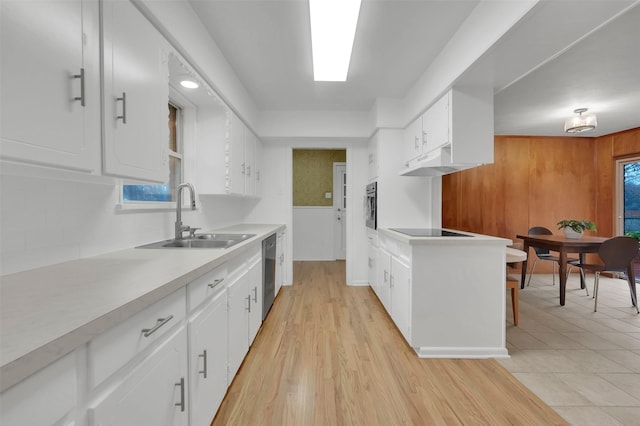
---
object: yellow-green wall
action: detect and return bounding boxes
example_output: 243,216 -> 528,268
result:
293,149 -> 346,206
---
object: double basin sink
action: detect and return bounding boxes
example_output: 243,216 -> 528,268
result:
137,233 -> 256,249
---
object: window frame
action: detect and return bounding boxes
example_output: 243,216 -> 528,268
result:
118,90 -> 193,211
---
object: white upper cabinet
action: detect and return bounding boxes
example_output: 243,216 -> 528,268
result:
422,92 -> 450,154
0,0 -> 100,172
101,0 -> 170,182
403,115 -> 424,163
198,108 -> 262,197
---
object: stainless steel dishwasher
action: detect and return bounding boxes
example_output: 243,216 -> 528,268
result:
262,234 -> 277,320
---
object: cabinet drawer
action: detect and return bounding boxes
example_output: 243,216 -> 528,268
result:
1,352 -> 76,426
187,264 -> 227,312
88,287 -> 186,387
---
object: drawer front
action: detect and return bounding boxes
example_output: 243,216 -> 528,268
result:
88,287 -> 186,387
187,264 -> 227,312
1,352 -> 76,426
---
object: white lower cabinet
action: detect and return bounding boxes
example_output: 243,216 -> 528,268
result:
390,256 -> 411,343
89,326 -> 188,426
0,352 -> 77,426
376,238 -> 412,344
275,231 -> 287,293
188,287 -> 228,426
376,249 -> 391,312
227,268 -> 250,381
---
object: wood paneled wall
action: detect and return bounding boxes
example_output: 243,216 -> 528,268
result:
442,128 -> 640,273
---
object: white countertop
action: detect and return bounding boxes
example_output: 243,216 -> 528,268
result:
0,223 -> 284,392
379,228 -> 512,246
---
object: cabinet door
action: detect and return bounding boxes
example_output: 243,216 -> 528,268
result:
244,130 -> 257,197
423,92 -> 450,154
89,327 -> 188,426
368,243 -> 377,292
376,249 -> 391,313
102,0 -> 169,182
248,256 -> 263,344
189,290 -> 228,426
0,0 -> 99,172
227,271 -> 249,381
254,135 -> 263,197
391,257 -> 411,344
226,112 -> 246,195
368,133 -> 379,180
403,116 -> 423,163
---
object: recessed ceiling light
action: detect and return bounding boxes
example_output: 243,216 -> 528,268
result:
309,0 -> 361,82
179,77 -> 199,89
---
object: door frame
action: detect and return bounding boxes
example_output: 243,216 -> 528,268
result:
615,156 -> 640,236
333,162 -> 347,260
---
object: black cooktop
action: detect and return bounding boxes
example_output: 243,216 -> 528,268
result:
390,228 -> 470,237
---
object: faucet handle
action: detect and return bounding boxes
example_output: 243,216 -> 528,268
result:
188,227 -> 201,238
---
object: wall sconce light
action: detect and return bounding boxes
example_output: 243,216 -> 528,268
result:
564,108 -> 597,133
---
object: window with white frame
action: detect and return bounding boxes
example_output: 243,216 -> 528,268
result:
123,102 -> 183,202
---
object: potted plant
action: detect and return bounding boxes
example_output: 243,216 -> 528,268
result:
557,219 -> 597,239
625,231 -> 640,241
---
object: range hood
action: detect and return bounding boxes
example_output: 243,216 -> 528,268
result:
400,146 -> 481,177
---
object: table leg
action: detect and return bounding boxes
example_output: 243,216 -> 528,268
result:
579,253 -> 586,289
559,250 -> 568,306
520,242 -> 530,290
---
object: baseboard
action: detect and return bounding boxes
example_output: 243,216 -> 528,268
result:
347,280 -> 370,287
414,346 -> 510,359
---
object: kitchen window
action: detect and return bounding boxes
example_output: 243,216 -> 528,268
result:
122,102 -> 183,203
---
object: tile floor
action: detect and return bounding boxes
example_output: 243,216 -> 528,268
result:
499,273 -> 640,425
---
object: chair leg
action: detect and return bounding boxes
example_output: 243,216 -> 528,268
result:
526,258 -> 538,287
511,285 -> 519,326
552,262 -> 556,286
628,277 -> 639,314
568,266 -> 589,296
593,272 -> 600,312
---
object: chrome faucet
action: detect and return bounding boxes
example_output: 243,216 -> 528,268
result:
175,183 -> 197,240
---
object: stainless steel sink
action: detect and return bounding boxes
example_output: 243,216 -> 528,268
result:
137,233 -> 255,249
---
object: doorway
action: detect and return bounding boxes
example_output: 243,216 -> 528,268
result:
292,149 -> 347,261
616,156 -> 640,281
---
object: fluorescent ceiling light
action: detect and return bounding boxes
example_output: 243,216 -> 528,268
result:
309,0 -> 361,82
180,78 -> 199,89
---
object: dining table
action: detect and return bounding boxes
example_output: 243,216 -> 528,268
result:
516,233 -> 609,305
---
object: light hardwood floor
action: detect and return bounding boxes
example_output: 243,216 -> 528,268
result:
212,261 -> 567,425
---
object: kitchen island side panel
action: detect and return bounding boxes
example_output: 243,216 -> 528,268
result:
411,242 -> 507,357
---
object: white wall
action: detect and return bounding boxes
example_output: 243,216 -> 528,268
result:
0,172 -> 255,275
246,141 -> 369,286
292,207 -> 334,261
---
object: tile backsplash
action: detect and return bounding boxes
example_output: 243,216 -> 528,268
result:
0,174 -> 251,275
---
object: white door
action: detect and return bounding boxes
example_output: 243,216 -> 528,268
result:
333,163 -> 347,260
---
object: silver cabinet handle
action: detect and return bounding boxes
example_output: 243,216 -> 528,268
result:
246,295 -> 251,312
241,162 -> 246,175
252,286 -> 258,303
422,131 -> 427,144
246,165 -> 251,177
175,377 -> 185,412
198,350 -> 207,379
141,315 -> 173,337
116,92 -> 127,123
390,274 -> 395,288
384,270 -> 388,283
208,278 -> 224,288
414,135 -> 420,149
73,68 -> 85,107
256,171 -> 260,181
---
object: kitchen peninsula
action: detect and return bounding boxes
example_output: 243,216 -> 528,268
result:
373,228 -> 510,358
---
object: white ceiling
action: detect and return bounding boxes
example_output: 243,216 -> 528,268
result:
188,0 -> 640,137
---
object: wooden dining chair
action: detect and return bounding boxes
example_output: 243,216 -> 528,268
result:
506,247 -> 527,326
574,236 -> 639,313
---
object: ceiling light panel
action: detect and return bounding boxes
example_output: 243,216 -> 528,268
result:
309,0 -> 362,82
